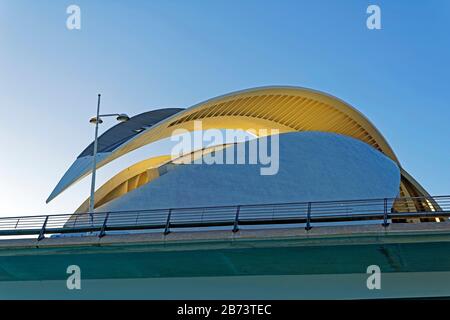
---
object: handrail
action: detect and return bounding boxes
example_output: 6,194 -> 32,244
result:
0,195 -> 448,241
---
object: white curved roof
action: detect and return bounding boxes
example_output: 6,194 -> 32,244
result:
97,132 -> 401,212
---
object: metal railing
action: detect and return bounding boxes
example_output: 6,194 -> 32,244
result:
0,195 -> 449,241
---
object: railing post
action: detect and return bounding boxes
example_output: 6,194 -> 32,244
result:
233,206 -> 241,233
99,213 -> 109,238
37,216 -> 49,241
382,198 -> 390,227
72,214 -> 79,228
135,212 -> 140,225
305,202 -> 312,231
164,209 -> 172,235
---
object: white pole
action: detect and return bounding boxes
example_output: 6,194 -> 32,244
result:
89,94 -> 101,220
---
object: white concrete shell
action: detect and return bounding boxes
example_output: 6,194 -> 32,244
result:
97,132 -> 401,212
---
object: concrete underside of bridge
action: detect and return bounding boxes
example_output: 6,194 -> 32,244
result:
1,222 -> 450,299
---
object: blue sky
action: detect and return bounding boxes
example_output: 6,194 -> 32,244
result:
0,0 -> 449,216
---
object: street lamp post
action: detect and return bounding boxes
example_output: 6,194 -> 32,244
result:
89,94 -> 129,222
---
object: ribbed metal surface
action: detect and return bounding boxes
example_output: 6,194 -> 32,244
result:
78,108 -> 183,158
169,95 -> 381,153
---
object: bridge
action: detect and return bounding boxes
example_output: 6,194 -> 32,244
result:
0,195 -> 449,240
0,195 -> 450,299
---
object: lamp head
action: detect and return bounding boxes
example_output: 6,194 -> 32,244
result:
116,114 -> 130,122
89,117 -> 103,124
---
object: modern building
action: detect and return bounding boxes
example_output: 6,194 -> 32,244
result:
0,86 -> 449,299
48,86 -> 436,216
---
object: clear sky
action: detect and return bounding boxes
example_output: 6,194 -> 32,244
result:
0,0 -> 449,216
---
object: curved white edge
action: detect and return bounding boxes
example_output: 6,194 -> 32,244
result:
46,153 -> 110,203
